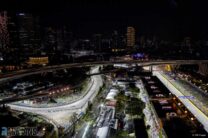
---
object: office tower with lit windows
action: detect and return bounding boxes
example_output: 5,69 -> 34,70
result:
7,12 -> 41,53
0,11 -> 9,50
16,13 -> 41,50
127,26 -> 135,47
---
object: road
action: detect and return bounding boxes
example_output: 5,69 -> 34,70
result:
1,60 -> 208,83
136,81 -> 167,138
0,78 -> 91,105
7,67 -> 103,128
154,71 -> 208,132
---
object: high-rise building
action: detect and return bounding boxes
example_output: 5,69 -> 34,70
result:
111,30 -> 119,49
7,12 -> 41,53
44,27 -> 57,52
184,37 -> 191,47
57,27 -> 73,51
111,30 -> 126,50
101,38 -> 111,52
62,27 -> 73,51
44,27 -> 73,53
0,11 -> 9,50
16,13 -> 40,50
127,26 -> 135,47
7,13 -> 18,49
92,34 -> 102,52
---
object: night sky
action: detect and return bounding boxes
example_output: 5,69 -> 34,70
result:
1,0 -> 208,40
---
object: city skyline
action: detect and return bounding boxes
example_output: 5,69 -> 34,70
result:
0,0 -> 208,40
1,1 -> 208,138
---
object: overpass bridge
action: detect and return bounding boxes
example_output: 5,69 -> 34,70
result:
0,60 -> 208,83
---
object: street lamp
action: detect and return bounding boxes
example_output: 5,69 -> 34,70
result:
42,127 -> 46,131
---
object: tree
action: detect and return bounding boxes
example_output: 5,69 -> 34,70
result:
125,98 -> 145,117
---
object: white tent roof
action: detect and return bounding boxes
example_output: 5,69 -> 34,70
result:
96,126 -> 109,138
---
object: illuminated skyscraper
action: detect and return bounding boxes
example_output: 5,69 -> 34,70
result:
127,26 -> 135,47
0,11 -> 9,49
16,13 -> 40,50
6,12 -> 41,56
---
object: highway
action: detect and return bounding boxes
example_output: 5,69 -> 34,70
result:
1,60 -> 208,83
154,71 -> 208,132
7,67 -> 103,127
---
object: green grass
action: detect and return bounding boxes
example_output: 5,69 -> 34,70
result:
129,87 -> 140,94
159,130 -> 163,138
112,130 -> 132,138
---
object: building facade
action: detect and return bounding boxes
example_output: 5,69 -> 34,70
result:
0,11 -> 9,50
7,12 -> 41,53
127,26 -> 135,47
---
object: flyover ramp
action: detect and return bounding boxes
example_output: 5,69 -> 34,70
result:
1,60 -> 208,83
